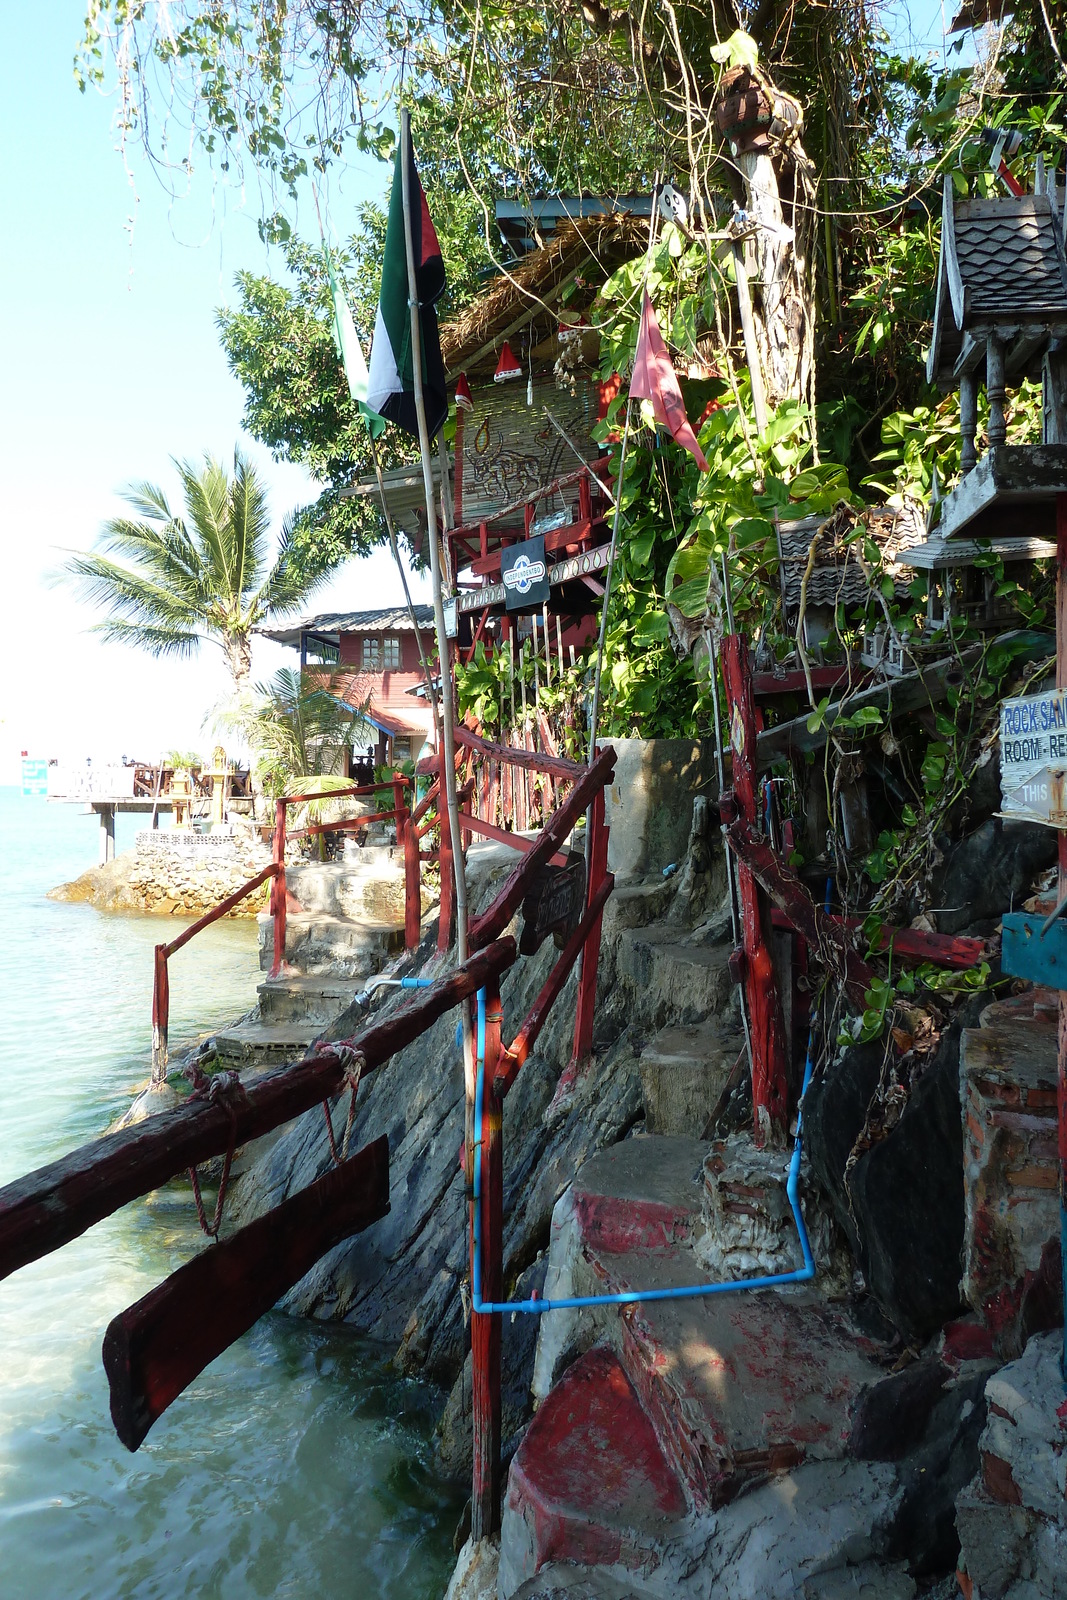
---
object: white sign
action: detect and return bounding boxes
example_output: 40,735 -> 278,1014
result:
1001,689 -> 1067,825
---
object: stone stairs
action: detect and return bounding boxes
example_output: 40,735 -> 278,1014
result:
255,847 -> 421,979
502,1134 -> 890,1595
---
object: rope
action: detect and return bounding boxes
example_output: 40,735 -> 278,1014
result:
187,1071 -> 247,1240
320,1046 -> 367,1166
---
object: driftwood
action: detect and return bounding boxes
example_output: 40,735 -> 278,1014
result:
103,1136 -> 390,1451
0,939 -> 516,1284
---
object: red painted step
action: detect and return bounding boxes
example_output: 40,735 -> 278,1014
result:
501,1345 -> 685,1592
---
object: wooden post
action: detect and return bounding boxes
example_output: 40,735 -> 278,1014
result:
720,633 -> 790,1146
392,775 -> 407,845
1056,493 -> 1067,1374
438,805 -> 454,953
150,945 -> 169,1087
270,798 -> 287,979
471,982 -> 503,1539
403,798 -> 420,951
99,804 -> 116,864
572,785 -> 609,1068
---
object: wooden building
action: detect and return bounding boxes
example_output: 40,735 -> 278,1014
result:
259,604 -> 437,768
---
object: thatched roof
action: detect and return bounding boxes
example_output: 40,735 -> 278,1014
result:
440,213 -> 648,379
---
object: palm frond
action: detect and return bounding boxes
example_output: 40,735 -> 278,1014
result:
253,509 -> 335,618
228,447 -> 271,606
65,551 -> 203,629
88,618 -> 201,658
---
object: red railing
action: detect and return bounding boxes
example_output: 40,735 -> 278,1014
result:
1,740 -> 618,1545
151,774 -> 414,1081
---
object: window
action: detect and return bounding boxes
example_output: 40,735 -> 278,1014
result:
361,637 -> 381,670
382,636 -> 401,669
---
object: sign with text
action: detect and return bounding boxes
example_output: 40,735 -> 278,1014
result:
519,851 -> 587,955
1001,689 -> 1067,826
501,534 -> 549,615
20,759 -> 48,797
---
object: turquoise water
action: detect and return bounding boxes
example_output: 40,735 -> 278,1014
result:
0,790 -> 460,1600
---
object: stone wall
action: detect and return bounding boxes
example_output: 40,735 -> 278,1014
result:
49,824 -> 272,917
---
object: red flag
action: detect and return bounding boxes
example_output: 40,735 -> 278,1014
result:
629,290 -> 709,472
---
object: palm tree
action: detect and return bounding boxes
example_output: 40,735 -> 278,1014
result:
221,666 -> 371,801
64,449 -> 330,695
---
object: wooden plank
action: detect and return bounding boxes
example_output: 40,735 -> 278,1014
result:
103,1137 -> 390,1451
768,906 -> 987,969
468,746 -> 616,951
0,939 -> 516,1284
453,723 -> 583,781
756,640 -> 992,769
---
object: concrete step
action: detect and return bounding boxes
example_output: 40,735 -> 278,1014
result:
212,1020 -> 319,1067
639,1021 -> 743,1137
531,1136 -> 885,1517
499,1345 -> 686,1596
257,911 -> 403,977
698,1132 -> 840,1285
615,926 -> 734,1027
256,973 -> 365,1026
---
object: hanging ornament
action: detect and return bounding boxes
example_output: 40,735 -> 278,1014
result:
454,372 -> 474,412
493,340 -> 523,383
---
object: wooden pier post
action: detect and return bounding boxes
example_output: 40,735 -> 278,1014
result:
720,633 -> 790,1145
97,803 -> 116,864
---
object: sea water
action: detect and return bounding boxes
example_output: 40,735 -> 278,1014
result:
0,790 -> 461,1600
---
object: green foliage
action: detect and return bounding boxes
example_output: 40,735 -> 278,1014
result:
219,667 -> 368,800
62,449 -> 334,692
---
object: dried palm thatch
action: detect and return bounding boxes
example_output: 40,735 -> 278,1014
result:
440,213 -> 648,378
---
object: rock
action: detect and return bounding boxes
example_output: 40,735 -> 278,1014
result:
799,1565 -> 915,1599
444,1536 -> 500,1600
805,1000 -> 990,1342
601,738 -> 717,880
931,819 -> 1057,937
889,1364 -> 992,1575
510,1563 -> 665,1598
956,1331 -> 1067,1600
848,1357 -> 950,1462
639,1022 -> 741,1137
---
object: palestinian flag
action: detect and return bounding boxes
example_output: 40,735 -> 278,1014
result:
366,138 -> 448,439
323,247 -> 386,439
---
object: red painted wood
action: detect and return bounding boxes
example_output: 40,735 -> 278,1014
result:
472,983 -> 503,1538
752,666 -> 865,698
151,945 -> 170,1087
162,863 -> 278,961
769,906 -> 987,970
468,746 -> 616,952
722,805 -> 873,1008
438,807 -> 455,953
103,1137 -> 390,1451
271,798 -> 287,979
403,802 -> 420,951
720,634 -> 791,1144
495,872 -> 616,1097
0,938 -> 517,1284
282,779 -> 405,806
468,517 -> 600,579
456,810 -> 568,867
572,787 -> 609,1070
453,723 -> 583,781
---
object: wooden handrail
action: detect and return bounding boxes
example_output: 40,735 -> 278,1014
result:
453,724 -> 582,782
282,777 -> 409,807
468,745 -> 616,951
161,863 -> 279,961
494,872 -> 615,1097
0,938 -> 518,1284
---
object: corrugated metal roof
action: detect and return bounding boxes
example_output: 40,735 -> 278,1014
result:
259,605 -> 436,646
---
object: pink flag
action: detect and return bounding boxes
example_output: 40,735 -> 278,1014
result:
629,290 -> 709,471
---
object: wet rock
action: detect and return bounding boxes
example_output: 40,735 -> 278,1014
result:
930,818 -> 1057,937
848,1357 -> 950,1462
805,1002 -> 989,1342
889,1364 -> 992,1576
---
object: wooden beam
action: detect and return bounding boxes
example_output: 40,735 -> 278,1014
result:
0,939 -> 517,1284
468,746 -> 616,951
721,800 -> 873,1008
103,1137 -> 390,1451
453,723 -> 583,781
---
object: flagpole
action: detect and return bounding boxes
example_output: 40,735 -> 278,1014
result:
398,108 -> 470,974
311,180 -> 442,754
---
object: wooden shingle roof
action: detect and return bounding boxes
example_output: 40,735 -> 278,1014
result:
927,175 -> 1067,389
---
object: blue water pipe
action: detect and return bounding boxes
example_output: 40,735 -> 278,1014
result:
470,985 -> 817,1316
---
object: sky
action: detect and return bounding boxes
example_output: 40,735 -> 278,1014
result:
0,1 -> 959,787
0,1 -> 430,786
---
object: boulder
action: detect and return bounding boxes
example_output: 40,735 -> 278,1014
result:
930,818 -> 1056,937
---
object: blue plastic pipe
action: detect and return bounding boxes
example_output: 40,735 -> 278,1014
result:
470,987 -> 817,1317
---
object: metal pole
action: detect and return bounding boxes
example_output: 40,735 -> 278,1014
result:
399,108 -> 469,969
